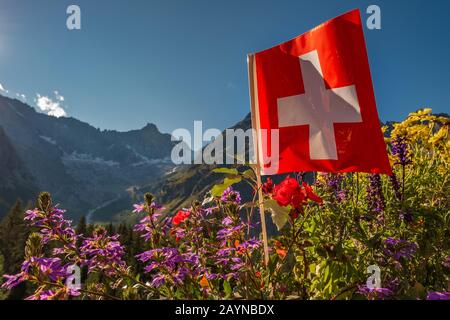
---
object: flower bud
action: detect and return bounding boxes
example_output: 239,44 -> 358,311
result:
25,233 -> 43,260
38,192 -> 52,212
144,193 -> 154,208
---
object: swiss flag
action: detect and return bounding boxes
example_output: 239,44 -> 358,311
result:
248,9 -> 392,175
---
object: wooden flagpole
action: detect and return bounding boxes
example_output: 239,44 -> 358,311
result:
247,53 -> 269,266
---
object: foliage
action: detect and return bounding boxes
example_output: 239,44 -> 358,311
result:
0,200 -> 29,299
1,109 -> 449,300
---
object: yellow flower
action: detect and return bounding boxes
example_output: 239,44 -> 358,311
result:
429,126 -> 448,145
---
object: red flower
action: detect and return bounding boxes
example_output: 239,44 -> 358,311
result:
273,240 -> 287,259
273,177 -> 305,209
262,178 -> 275,195
289,208 -> 300,220
302,182 -> 323,204
172,210 -> 191,225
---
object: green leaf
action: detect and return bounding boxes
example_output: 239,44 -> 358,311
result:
211,176 -> 242,197
309,263 -> 317,275
242,169 -> 256,180
265,199 -> 291,230
323,265 -> 330,283
223,280 -> 232,298
212,168 -> 239,175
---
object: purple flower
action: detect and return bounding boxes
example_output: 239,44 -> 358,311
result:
2,273 -> 26,290
2,257 -> 68,291
32,257 -> 67,282
136,248 -> 200,288
383,237 -> 418,262
173,267 -> 191,285
133,204 -> 145,213
222,216 -> 233,226
391,136 -> 412,166
25,209 -> 41,221
204,206 -> 218,216
133,202 -> 164,214
220,187 -> 241,205
24,206 -> 78,251
389,172 -> 402,201
399,210 -> 414,223
336,190 -> 346,202
25,290 -> 57,300
151,274 -> 166,287
426,292 -> 450,300
443,256 -> 450,268
317,173 -> 346,203
134,213 -> 163,240
80,227 -> 126,276
357,284 -> 393,300
366,174 -> 385,214
133,200 -> 167,242
236,239 -> 262,251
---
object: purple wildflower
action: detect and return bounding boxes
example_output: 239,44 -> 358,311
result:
391,136 -> 412,166
136,248 -> 200,288
399,210 -> 414,223
426,292 -> 450,300
366,174 -> 385,214
357,284 -> 394,300
220,187 -> 241,205
389,172 -> 402,201
134,213 -> 163,241
222,216 -> 233,226
317,173 -> 346,203
2,257 -> 68,291
80,227 -> 126,276
2,273 -> 26,290
133,204 -> 145,213
24,206 -> 78,251
443,256 -> 450,268
25,290 -> 57,300
133,202 -> 164,214
383,237 -> 418,262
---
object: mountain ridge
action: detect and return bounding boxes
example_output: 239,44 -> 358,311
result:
0,95 -> 177,219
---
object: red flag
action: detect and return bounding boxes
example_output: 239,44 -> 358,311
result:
248,9 -> 392,175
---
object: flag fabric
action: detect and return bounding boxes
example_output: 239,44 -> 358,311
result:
248,9 -> 392,175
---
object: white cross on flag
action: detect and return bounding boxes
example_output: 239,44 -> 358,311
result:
248,9 -> 392,175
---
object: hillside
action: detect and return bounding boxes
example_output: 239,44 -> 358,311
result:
0,127 -> 38,217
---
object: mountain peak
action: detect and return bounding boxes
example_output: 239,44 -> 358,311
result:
142,123 -> 159,132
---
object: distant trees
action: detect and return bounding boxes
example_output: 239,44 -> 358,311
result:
0,200 -> 29,299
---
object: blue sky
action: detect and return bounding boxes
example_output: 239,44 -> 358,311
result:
0,0 -> 449,134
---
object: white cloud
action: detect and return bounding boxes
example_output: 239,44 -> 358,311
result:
54,91 -> 65,102
16,93 -> 26,101
35,92 -> 67,118
0,83 -> 9,93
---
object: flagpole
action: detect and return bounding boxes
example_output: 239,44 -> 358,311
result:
247,53 -> 269,266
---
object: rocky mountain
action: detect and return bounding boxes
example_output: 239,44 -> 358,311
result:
90,113 -> 273,223
0,95 -> 178,220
